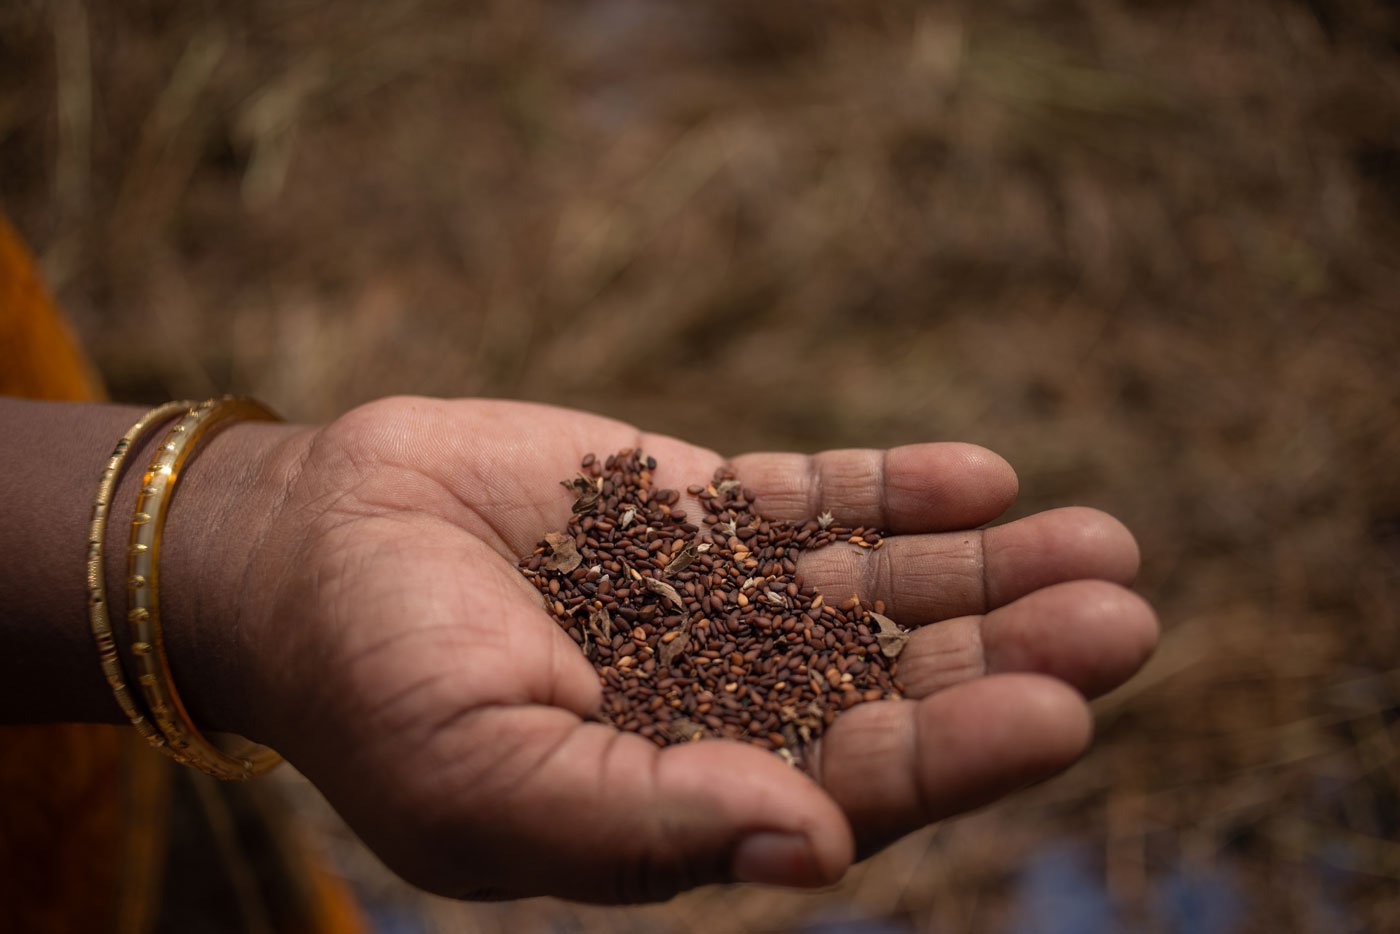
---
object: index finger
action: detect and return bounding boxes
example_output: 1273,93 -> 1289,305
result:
728,443 -> 1018,534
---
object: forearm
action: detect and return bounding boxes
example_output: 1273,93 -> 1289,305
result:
0,397 -> 309,736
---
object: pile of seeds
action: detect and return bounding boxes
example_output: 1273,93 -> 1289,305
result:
518,449 -> 908,769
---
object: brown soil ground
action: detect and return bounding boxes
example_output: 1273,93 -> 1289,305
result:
4,1 -> 1400,930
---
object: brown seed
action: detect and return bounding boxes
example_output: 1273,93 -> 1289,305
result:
518,448 -> 895,771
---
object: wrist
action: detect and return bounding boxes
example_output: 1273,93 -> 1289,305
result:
110,414 -> 314,745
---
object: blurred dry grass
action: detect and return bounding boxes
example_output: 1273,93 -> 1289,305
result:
4,0 -> 1400,930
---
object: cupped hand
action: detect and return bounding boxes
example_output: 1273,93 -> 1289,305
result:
233,397 -> 1156,902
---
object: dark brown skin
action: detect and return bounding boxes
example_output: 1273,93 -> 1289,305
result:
0,395 -> 1157,902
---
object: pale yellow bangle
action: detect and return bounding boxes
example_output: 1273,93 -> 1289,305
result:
126,396 -> 284,780
87,401 -> 197,764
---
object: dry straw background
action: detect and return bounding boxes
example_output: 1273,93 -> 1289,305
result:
4,1 -> 1400,930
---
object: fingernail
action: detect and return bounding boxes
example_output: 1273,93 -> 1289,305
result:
731,832 -> 824,887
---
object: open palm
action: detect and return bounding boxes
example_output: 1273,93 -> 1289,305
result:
243,397 -> 1155,902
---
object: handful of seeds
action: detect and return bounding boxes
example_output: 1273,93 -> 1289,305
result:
518,449 -> 908,770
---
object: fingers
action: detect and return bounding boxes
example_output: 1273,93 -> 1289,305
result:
982,505 -> 1141,604
343,707 -> 854,902
816,675 -> 1092,855
796,506 -> 1141,621
896,580 -> 1159,699
728,443 -> 1018,534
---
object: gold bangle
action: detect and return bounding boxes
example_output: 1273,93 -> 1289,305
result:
88,401 -> 198,764
127,396 -> 284,780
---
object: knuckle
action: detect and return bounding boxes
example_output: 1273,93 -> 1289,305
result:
607,832 -> 722,903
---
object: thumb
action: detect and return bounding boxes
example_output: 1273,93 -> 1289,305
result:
329,706 -> 854,903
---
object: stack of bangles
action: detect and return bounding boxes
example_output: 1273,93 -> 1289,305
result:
85,396 -> 283,780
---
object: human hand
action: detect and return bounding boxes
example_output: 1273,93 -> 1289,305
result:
203,396 -> 1155,902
